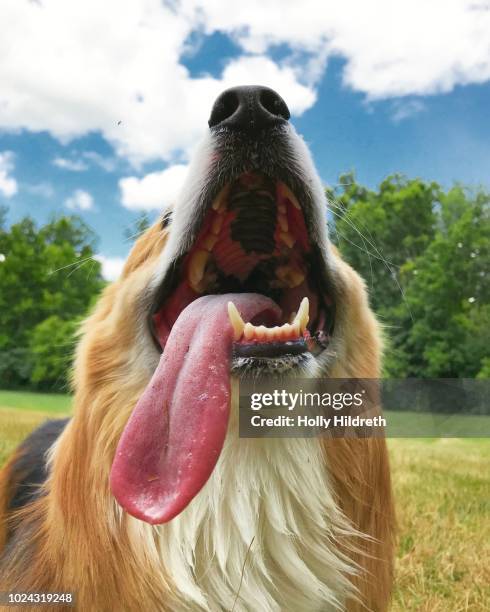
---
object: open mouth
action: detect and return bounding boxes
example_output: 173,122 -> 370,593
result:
149,171 -> 335,374
110,86 -> 338,525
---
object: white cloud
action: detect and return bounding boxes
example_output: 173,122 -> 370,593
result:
95,254 -> 125,281
53,156 -> 88,171
0,151 -> 18,198
82,151 -> 117,172
390,99 -> 426,122
187,0 -> 490,99
65,189 -> 94,211
24,182 -> 55,198
120,164 -> 189,211
220,56 -> 316,114
0,0 -> 489,166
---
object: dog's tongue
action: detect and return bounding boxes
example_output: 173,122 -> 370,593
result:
110,293 -> 279,524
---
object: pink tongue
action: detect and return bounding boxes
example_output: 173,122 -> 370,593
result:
110,293 -> 280,524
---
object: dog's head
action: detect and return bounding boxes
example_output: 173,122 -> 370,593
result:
75,86 -> 381,526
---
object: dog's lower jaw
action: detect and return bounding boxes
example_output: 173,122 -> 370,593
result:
124,385 -> 357,612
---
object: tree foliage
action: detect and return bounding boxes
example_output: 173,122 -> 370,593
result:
329,175 -> 490,378
0,213 -> 105,388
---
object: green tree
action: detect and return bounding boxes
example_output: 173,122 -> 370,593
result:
328,172 -> 439,315
328,175 -> 489,378
0,213 -> 105,388
393,187 -> 489,377
29,316 -> 79,390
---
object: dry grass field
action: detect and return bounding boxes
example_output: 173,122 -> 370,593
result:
0,391 -> 489,610
389,438 -> 490,611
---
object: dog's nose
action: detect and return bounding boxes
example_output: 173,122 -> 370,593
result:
208,86 -> 290,132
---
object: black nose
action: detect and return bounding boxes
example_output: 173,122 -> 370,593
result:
208,85 -> 290,132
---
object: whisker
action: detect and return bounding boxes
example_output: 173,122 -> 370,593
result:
65,257 -> 95,279
327,195 -> 414,322
49,255 -> 95,275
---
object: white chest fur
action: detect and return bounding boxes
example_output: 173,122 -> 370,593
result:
127,402 -> 357,611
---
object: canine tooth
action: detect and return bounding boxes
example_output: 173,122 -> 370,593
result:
244,322 -> 255,340
279,182 -> 301,210
289,311 -> 296,323
227,302 -> 245,341
294,297 -> 310,333
278,215 -> 288,232
188,249 -> 209,292
279,231 -> 296,248
211,214 -> 224,235
203,234 -> 218,251
211,185 -> 229,211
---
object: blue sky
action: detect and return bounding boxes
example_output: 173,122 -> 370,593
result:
1,1 -> 490,278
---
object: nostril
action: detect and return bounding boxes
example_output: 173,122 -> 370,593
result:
208,90 -> 240,128
208,86 -> 290,131
259,89 -> 290,121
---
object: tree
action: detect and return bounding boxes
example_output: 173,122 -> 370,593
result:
0,214 -> 105,388
29,316 -> 80,391
328,175 -> 490,378
393,187 -> 489,377
328,172 -> 439,315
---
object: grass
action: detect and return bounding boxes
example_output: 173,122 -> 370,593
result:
0,392 -> 72,466
0,389 -> 72,414
0,393 -> 489,610
389,438 -> 490,611
384,409 -> 490,437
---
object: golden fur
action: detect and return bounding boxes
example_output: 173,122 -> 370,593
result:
0,220 -> 395,611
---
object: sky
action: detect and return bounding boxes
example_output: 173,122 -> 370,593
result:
1,0 -> 490,280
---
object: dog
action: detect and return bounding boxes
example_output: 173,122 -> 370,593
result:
0,86 -> 395,611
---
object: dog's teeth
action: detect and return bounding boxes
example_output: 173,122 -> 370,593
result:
256,325 -> 267,340
278,214 -> 288,232
293,297 -> 310,333
211,214 -> 224,235
233,298 -> 309,345
279,231 -> 296,248
227,302 -> 245,341
237,317 -> 305,343
271,325 -> 282,340
276,265 -> 305,288
244,322 -> 254,340
188,249 -> 209,292
289,269 -> 305,287
202,233 -> 218,251
278,181 -> 301,210
277,323 -> 290,339
289,311 -> 296,323
211,185 -> 229,211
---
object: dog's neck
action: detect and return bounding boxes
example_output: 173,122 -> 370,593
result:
124,400 -> 357,611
